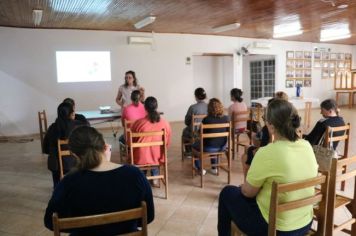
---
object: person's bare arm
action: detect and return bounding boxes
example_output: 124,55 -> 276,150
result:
116,88 -> 123,106
241,181 -> 260,198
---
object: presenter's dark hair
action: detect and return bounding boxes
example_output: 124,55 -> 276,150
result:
145,96 -> 160,123
194,87 -> 207,100
63,98 -> 75,107
320,99 -> 339,116
125,70 -> 137,87
230,88 -> 243,102
131,90 -> 141,106
69,126 -> 104,170
56,102 -> 74,139
266,99 -> 300,142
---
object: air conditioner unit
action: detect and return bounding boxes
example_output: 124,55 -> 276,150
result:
252,41 -> 272,49
128,36 -> 154,45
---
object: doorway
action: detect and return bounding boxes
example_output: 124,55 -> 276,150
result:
193,54 -> 234,106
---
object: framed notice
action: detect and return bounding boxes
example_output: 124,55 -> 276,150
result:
314,52 -> 321,60
295,79 -> 303,87
295,51 -> 303,59
286,80 -> 294,88
304,80 -> 311,87
286,51 -> 294,59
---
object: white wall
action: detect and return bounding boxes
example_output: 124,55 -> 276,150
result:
193,56 -> 233,106
0,26 -> 354,136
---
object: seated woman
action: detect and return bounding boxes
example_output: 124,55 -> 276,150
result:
182,87 -> 208,142
218,99 -> 318,235
63,97 -> 90,126
43,102 -> 83,189
130,96 -> 171,178
228,88 -> 248,133
44,126 -> 154,235
241,91 -> 288,179
193,98 -> 229,175
304,98 -> 345,149
119,90 -> 147,144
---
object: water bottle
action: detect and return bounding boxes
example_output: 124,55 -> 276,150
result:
296,84 -> 301,97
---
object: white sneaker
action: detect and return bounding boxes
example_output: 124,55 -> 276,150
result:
210,168 -> 218,175
202,169 -> 207,175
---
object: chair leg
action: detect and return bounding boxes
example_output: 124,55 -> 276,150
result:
192,155 -> 195,178
164,163 -> 168,199
232,135 -> 236,160
341,165 -> 347,191
181,136 -> 185,161
200,155 -> 204,188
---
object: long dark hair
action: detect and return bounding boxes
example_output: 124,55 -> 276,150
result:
230,88 -> 243,102
56,102 -> 74,139
69,126 -> 105,170
266,99 -> 300,141
145,96 -> 160,123
124,70 -> 138,87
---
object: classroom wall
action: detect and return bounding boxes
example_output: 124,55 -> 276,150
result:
0,26 -> 354,136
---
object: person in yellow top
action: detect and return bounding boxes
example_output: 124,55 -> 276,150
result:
217,99 -> 318,235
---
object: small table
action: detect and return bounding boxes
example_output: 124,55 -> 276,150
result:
80,110 -> 121,123
335,90 -> 356,109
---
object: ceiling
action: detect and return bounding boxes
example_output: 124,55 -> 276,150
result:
0,0 -> 356,44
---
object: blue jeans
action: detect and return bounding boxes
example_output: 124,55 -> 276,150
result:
218,185 -> 312,236
192,142 -> 225,170
143,168 -> 159,176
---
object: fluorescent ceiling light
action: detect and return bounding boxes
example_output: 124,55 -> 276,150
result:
212,23 -> 240,33
273,14 -> 303,38
134,16 -> 156,29
320,23 -> 351,41
50,0 -> 110,14
273,21 -> 303,38
33,9 -> 43,26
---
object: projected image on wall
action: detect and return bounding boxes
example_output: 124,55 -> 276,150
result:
56,51 -> 111,83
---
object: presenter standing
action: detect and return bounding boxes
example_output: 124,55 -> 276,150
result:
116,70 -> 145,108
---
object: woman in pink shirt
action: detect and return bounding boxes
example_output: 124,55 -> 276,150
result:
228,88 -> 248,133
119,90 -> 147,144
131,97 -> 171,176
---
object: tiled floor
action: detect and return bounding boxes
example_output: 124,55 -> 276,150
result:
0,107 -> 355,235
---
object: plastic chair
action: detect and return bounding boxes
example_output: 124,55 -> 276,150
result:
52,201 -> 147,236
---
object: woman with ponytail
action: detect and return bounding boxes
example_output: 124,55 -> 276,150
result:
44,102 -> 81,188
218,99 -> 318,235
44,126 -> 154,235
130,97 -> 171,177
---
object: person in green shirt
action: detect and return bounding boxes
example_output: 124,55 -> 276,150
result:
218,99 -> 318,236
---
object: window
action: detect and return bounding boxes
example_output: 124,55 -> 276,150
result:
250,59 -> 275,99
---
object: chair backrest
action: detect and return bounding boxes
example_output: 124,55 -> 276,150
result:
128,129 -> 167,165
124,119 -> 136,141
231,110 -> 250,131
325,155 -> 356,234
52,201 -> 147,236
268,174 -> 329,236
324,123 -> 350,158
38,110 -> 48,153
191,114 -> 207,141
57,139 -> 71,179
304,102 -> 312,129
199,122 -> 231,152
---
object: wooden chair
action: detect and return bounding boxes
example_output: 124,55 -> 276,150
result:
57,139 -> 71,180
231,174 -> 329,236
128,129 -> 168,199
324,123 -> 351,191
231,110 -> 252,159
181,114 -> 207,161
192,122 -> 232,188
119,119 -> 135,163
303,101 -> 312,132
52,201 -> 147,236
38,110 -> 48,153
323,156 -> 356,236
